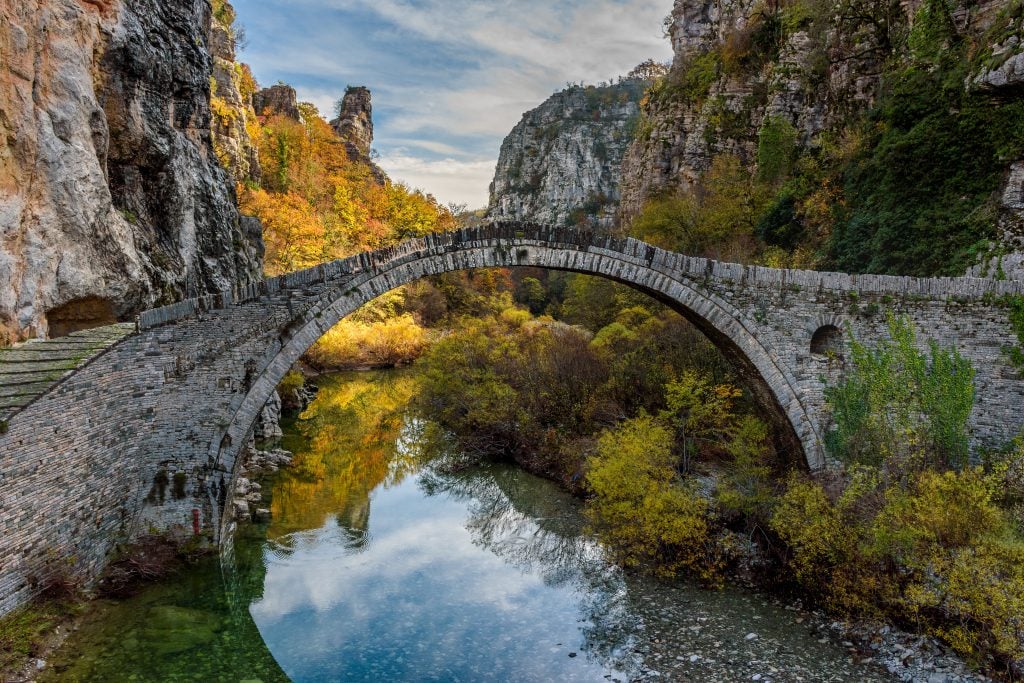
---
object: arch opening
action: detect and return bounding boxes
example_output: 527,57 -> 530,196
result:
810,324 -> 843,357
46,296 -> 117,338
209,236 -> 826,536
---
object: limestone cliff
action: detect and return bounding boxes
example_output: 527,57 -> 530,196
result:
620,0 -> 1024,276
332,86 -> 374,161
253,83 -> 300,121
0,0 -> 263,344
330,86 -> 386,183
210,1 -> 260,184
488,81 -> 646,230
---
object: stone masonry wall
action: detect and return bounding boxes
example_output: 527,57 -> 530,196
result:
2,224 -> 1024,617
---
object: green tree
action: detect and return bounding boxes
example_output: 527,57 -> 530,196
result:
661,371 -> 743,471
515,277 -> 547,315
717,415 -> 776,523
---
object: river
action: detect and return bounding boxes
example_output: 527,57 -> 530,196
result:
40,370 -> 892,682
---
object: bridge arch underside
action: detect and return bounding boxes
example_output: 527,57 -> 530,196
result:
214,243 -> 824,513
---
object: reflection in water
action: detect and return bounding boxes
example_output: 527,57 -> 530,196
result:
41,369 -> 890,683
254,387 -> 637,681
419,464 -> 643,672
271,372 -> 420,542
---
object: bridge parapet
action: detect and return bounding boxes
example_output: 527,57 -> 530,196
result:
134,224 -> 1024,333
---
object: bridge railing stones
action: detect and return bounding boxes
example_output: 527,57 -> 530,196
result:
134,223 -> 1024,333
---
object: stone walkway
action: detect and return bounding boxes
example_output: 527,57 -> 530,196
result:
0,323 -> 136,423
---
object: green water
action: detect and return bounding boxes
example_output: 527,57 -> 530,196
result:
42,370 -> 892,682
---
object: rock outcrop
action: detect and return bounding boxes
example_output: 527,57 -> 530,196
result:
331,86 -> 374,160
253,84 -> 300,121
0,0 -> 263,344
488,81 -> 646,230
330,86 -> 386,183
620,0 -> 883,216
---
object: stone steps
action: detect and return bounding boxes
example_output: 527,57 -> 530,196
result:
0,323 -> 135,423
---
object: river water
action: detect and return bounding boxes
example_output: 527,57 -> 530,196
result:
41,370 -> 892,682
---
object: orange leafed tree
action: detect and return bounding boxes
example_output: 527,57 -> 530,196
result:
239,102 -> 456,275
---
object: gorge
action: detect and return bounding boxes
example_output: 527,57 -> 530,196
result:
3,0 -> 1024,679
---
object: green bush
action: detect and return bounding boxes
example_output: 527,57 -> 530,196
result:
757,116 -> 798,184
825,314 -> 975,472
756,193 -> 804,249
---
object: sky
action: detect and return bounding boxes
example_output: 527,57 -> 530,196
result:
232,0 -> 674,209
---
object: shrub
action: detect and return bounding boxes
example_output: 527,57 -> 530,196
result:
307,314 -> 428,369
825,314 -> 974,472
757,116 -> 799,184
717,416 -> 776,524
771,467 -> 1024,664
630,155 -> 769,261
585,415 -> 720,581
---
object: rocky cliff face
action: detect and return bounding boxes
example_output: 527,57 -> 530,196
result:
0,0 -> 263,344
488,81 -> 646,230
210,1 -> 260,184
330,86 -> 386,183
619,0 -> 1024,276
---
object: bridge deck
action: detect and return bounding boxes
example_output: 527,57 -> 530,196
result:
0,323 -> 136,423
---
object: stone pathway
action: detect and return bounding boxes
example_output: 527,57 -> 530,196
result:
0,324 -> 136,422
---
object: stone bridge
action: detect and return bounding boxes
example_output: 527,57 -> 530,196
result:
2,223 -> 1024,616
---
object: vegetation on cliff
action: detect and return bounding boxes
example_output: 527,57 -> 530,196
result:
627,0 -> 1024,276
215,51 -> 467,369
240,105 -> 457,275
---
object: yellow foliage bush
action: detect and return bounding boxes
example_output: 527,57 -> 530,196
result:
585,415 -> 721,582
629,155 -> 769,262
307,314 -> 427,370
277,370 -> 306,411
771,467 -> 1024,664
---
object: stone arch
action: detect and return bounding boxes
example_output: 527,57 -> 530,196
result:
209,237 -> 827,532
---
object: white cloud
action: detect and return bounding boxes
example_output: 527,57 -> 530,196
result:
378,154 -> 497,209
236,0 -> 674,212
387,138 -> 471,157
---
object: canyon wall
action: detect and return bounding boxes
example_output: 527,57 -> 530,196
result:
620,0 -> 1024,276
0,0 -> 263,344
488,81 -> 646,230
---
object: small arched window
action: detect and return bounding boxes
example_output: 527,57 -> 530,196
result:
810,324 -> 843,357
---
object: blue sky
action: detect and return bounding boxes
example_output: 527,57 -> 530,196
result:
232,0 -> 673,208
